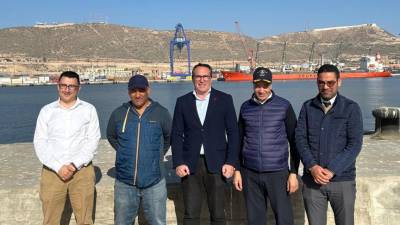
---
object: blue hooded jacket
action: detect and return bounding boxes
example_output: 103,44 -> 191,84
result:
107,100 -> 171,188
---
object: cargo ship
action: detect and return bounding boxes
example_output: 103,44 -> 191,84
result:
220,70 -> 392,82
220,54 -> 392,81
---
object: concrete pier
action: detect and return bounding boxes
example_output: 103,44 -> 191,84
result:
1,136 -> 400,225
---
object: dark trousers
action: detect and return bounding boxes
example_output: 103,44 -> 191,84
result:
302,180 -> 356,225
181,156 -> 226,225
242,168 -> 294,225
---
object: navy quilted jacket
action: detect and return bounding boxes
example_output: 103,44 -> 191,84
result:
238,92 -> 299,173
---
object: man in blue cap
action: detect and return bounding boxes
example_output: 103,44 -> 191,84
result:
107,75 -> 172,225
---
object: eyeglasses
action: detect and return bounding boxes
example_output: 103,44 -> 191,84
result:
58,83 -> 79,90
317,80 -> 336,87
193,75 -> 212,81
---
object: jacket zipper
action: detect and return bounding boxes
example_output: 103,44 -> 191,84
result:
133,116 -> 141,185
258,107 -> 263,171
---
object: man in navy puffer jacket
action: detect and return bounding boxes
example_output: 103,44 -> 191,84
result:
107,75 -> 172,225
233,67 -> 300,225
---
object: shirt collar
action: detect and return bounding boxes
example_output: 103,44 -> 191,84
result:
253,92 -> 273,105
193,88 -> 211,101
320,95 -> 337,105
56,97 -> 82,109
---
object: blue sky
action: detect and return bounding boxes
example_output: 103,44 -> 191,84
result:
1,0 -> 399,38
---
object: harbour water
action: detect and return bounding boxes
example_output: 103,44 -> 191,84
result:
1,77 -> 399,144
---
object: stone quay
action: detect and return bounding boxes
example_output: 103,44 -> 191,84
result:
1,134 -> 399,225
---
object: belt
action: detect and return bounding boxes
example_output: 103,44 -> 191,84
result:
43,161 -> 92,172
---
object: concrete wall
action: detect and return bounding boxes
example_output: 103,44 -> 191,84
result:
1,136 -> 399,225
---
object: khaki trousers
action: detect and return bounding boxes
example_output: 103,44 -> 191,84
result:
39,164 -> 95,225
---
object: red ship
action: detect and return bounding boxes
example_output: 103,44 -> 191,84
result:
220,70 -> 392,82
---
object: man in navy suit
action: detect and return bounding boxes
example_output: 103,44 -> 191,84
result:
171,63 -> 239,225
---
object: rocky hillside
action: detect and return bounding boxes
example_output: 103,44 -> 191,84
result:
0,23 -> 399,64
259,24 -> 400,63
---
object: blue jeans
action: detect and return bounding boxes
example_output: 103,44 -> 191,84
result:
114,178 -> 167,225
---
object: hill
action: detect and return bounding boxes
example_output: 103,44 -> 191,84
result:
259,24 -> 400,63
0,23 -> 399,64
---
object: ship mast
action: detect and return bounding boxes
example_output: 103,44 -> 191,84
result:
254,42 -> 260,68
308,42 -> 316,71
281,41 -> 287,72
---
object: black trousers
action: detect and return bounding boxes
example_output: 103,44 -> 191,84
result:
181,156 -> 226,225
242,168 -> 294,225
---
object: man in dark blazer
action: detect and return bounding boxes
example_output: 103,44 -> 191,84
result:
171,63 -> 239,225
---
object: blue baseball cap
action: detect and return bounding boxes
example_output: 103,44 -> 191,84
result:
128,75 -> 149,90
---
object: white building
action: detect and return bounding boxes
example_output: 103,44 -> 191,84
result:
0,76 -> 11,85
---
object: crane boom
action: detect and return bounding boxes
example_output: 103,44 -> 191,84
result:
235,21 -> 255,71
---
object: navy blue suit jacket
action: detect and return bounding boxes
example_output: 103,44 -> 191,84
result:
171,88 -> 239,174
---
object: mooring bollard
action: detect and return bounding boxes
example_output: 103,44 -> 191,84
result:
372,107 -> 400,137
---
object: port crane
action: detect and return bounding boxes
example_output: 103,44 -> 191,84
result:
235,21 -> 256,72
169,23 -> 191,78
254,42 -> 261,68
281,41 -> 292,72
308,42 -> 315,65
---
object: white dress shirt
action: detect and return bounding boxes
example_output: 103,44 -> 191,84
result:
34,98 -> 101,173
193,89 -> 211,155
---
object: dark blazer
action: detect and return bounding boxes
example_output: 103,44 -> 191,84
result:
171,88 -> 239,174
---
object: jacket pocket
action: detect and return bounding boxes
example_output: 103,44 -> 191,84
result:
333,117 -> 347,137
141,120 -> 162,151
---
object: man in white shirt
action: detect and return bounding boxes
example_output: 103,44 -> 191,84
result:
34,71 -> 100,225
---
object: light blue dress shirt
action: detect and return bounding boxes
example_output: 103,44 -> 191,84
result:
193,89 -> 211,155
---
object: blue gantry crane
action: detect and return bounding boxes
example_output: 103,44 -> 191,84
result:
169,23 -> 191,80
